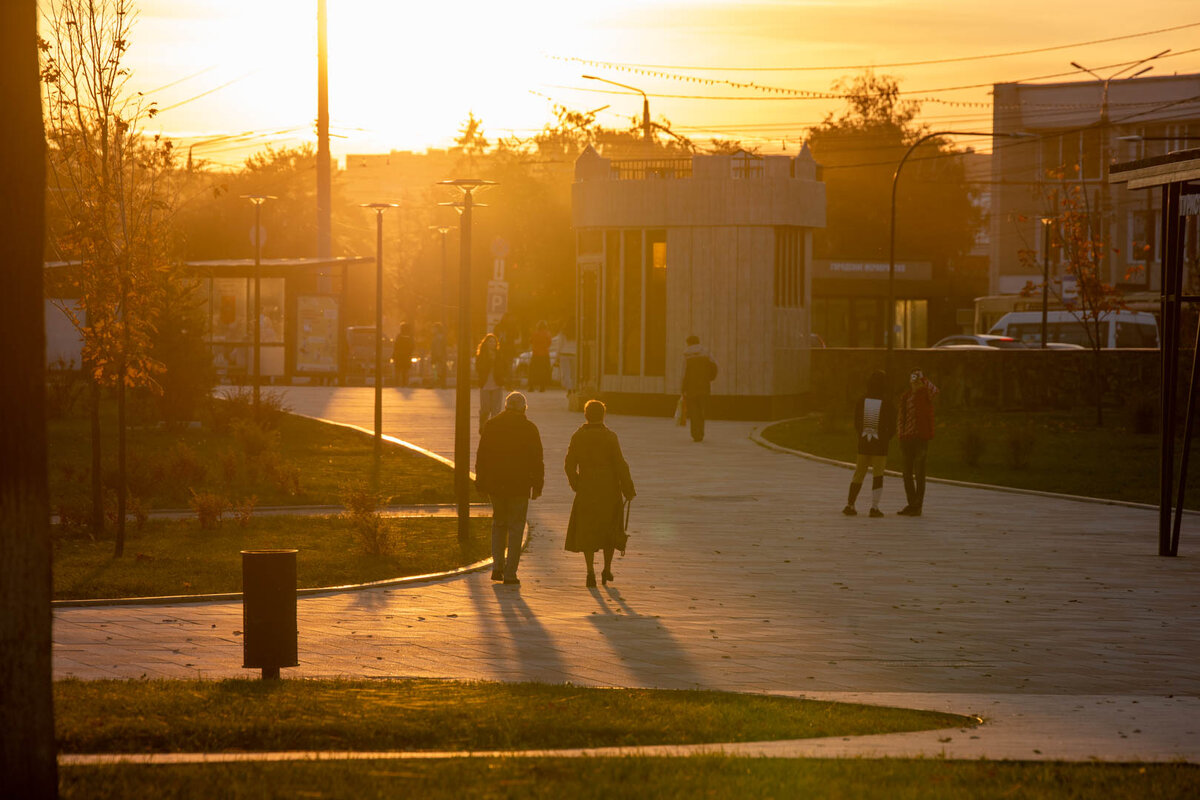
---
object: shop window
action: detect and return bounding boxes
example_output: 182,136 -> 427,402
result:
622,230 -> 642,375
644,232 -> 667,376
774,228 -> 804,308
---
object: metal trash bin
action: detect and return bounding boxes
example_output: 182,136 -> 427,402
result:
241,549 -> 298,679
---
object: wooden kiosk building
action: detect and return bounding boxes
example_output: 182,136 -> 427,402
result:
571,147 -> 826,419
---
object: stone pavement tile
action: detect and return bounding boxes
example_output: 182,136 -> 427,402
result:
50,387 -> 1200,759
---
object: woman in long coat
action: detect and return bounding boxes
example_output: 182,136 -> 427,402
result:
564,400 -> 635,588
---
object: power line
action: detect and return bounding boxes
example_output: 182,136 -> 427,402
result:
547,21 -> 1200,72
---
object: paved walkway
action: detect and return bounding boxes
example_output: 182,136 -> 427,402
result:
53,387 -> 1200,761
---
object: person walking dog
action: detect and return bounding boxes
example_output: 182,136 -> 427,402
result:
475,391 -> 544,586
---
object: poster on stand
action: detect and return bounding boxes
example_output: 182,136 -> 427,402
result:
295,295 -> 339,374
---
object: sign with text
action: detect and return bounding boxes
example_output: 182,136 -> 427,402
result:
812,260 -> 932,281
486,280 -> 508,330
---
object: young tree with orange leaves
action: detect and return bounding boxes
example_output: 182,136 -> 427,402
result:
41,0 -> 177,557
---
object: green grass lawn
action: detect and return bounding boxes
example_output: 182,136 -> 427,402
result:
49,400 -> 480,512
55,679 -> 973,753
53,516 -> 491,600
59,758 -> 1200,800
762,407 -> 1200,509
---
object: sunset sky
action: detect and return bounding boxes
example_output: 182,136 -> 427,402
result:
110,0 -> 1200,168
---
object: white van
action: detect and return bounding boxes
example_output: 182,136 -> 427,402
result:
987,310 -> 1158,349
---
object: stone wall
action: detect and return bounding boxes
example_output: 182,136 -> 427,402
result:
808,348 -> 1163,413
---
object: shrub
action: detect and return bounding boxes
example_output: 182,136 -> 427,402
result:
164,442 -> 207,491
219,448 -> 240,486
235,496 -> 257,527
208,387 -> 291,433
341,483 -> 391,556
56,494 -> 96,538
189,490 -> 228,529
961,423 -> 986,467
1004,421 -> 1036,470
230,418 -> 280,463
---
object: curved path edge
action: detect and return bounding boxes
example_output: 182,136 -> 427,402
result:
53,416 -> 521,609
750,421 -> 1200,516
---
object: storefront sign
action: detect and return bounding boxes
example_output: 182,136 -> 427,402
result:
812,260 -> 933,281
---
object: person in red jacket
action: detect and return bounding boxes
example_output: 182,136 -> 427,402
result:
897,368 -> 938,517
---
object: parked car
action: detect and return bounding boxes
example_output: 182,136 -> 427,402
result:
987,310 -> 1159,349
931,334 -> 1025,349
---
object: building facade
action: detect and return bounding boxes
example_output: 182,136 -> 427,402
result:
571,147 -> 825,419
990,73 -> 1200,299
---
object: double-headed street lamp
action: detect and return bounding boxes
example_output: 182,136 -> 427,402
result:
241,194 -> 276,419
582,74 -> 651,142
886,131 -> 1030,378
438,179 -> 495,543
361,202 -> 398,489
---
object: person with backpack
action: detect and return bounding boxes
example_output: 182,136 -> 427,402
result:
843,370 -> 896,518
681,335 -> 718,442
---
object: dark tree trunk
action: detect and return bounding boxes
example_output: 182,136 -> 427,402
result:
1093,345 -> 1104,427
114,356 -> 126,557
89,375 -> 104,536
0,0 -> 59,795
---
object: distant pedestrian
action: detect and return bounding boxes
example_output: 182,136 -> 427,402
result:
897,369 -> 939,517
392,322 -> 414,387
430,322 -> 448,388
476,333 -> 504,433
564,400 -> 635,588
495,313 -> 518,390
843,370 -> 895,518
529,320 -> 552,392
475,391 -> 544,586
681,335 -> 718,442
553,319 -> 577,393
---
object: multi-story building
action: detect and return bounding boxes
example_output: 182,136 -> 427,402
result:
571,146 -> 825,418
990,72 -> 1200,299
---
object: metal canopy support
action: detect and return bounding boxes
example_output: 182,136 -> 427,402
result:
1110,148 -> 1200,557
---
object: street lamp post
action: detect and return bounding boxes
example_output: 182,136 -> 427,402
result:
1040,217 -> 1054,348
438,179 -> 495,543
582,74 -> 651,142
886,131 -> 1029,379
241,195 -> 276,419
1070,50 -> 1169,284
429,225 -> 454,336
361,202 -> 398,489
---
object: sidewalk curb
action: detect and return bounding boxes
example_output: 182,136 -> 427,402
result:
749,421 -> 1200,516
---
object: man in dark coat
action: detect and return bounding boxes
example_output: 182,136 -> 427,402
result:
681,335 -> 718,442
474,391 -> 544,585
392,322 -> 414,387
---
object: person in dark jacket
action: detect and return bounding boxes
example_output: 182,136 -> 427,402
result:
896,368 -> 938,516
564,400 -> 635,588
843,370 -> 895,518
392,322 -> 414,387
476,333 -> 504,434
681,335 -> 718,442
475,391 -> 544,585
430,322 -> 447,389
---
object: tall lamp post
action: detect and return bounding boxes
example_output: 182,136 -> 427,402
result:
241,194 -> 276,419
886,131 -> 1028,378
361,202 -> 398,489
1070,50 -> 1168,284
429,225 -> 454,336
1040,217 -> 1055,348
438,179 -> 495,543
582,74 -> 651,142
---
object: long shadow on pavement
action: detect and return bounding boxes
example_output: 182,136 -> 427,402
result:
587,586 -> 705,690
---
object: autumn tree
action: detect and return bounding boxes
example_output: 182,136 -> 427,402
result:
41,0 -> 177,556
1020,174 -> 1137,425
807,71 -> 982,277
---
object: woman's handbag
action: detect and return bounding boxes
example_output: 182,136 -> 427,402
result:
673,396 -> 687,426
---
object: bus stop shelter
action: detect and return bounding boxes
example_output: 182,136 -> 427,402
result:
1110,147 -> 1200,556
